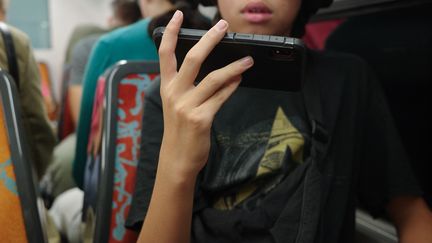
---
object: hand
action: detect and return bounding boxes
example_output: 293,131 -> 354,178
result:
157,10 -> 254,179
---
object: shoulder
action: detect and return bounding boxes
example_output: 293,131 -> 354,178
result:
73,34 -> 102,55
6,25 -> 31,50
306,51 -> 377,120
308,50 -> 369,73
98,19 -> 151,45
2,25 -> 37,72
307,50 -> 373,91
80,34 -> 104,46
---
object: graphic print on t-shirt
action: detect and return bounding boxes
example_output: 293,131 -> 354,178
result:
214,107 -> 305,210
257,107 -> 305,176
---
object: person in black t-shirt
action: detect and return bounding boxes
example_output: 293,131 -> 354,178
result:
129,0 -> 432,242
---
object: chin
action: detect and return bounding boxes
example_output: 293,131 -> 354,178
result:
240,25 -> 281,36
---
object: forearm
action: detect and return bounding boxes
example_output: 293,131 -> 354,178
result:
387,196 -> 432,243
136,10 -> 249,243
68,85 -> 83,127
138,146 -> 198,243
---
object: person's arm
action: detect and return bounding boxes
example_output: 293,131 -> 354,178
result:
137,10 -> 253,243
67,38 -> 95,127
20,36 -> 56,179
387,196 -> 432,243
68,85 -> 82,127
356,62 -> 432,242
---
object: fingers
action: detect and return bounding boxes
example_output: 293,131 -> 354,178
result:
197,77 -> 241,117
189,56 -> 254,106
158,10 -> 183,83
176,20 -> 229,87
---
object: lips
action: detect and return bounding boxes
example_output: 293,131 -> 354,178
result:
241,2 -> 273,24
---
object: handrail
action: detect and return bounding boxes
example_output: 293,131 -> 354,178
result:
355,209 -> 398,243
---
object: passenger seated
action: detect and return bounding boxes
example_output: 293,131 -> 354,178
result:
49,1 -> 211,242
44,1 -> 143,242
126,0 -> 432,242
73,0 -> 211,189
41,0 -> 143,202
1,0 -> 61,241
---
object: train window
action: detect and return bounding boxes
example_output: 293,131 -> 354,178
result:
7,0 -> 50,48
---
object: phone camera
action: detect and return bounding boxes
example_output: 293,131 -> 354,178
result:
270,48 -> 294,60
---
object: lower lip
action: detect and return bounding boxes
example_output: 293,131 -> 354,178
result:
242,12 -> 273,24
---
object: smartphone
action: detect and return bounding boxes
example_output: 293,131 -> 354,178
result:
153,27 -> 306,92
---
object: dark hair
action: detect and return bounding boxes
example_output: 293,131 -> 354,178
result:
290,0 -> 333,37
112,0 -> 142,25
147,0 -> 212,37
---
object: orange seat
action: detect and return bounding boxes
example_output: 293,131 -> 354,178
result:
38,62 -> 58,122
0,70 -> 47,243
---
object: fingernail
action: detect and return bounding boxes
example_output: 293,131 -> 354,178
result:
215,20 -> 228,31
240,56 -> 254,67
171,10 -> 182,22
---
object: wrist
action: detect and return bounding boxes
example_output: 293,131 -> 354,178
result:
158,146 -> 200,184
159,137 -> 208,178
155,158 -> 198,197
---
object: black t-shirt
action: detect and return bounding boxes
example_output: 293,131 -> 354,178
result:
126,51 -> 422,242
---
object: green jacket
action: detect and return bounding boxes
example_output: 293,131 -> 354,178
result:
0,24 -> 56,179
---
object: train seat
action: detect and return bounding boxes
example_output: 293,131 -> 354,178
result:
82,61 -> 160,243
0,70 -> 47,243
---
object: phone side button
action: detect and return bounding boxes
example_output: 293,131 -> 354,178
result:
253,34 -> 270,42
269,36 -> 285,44
225,33 -> 235,40
234,33 -> 254,42
284,37 -> 295,46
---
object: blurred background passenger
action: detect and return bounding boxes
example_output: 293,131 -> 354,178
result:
41,0 -> 143,204
0,0 -> 56,179
49,0 -> 210,241
73,0 -> 211,190
45,1 -> 142,242
64,25 -> 107,69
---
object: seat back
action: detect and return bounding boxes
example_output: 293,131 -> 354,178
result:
0,70 -> 47,243
82,74 -> 107,225
303,19 -> 343,50
56,65 -> 75,141
93,61 -> 160,243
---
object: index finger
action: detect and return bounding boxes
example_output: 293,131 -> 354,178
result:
158,10 -> 183,83
176,20 -> 229,86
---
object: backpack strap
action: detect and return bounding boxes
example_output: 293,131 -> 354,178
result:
0,22 -> 20,88
297,52 -> 334,243
302,59 -> 329,162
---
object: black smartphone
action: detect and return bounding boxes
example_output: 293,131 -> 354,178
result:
153,27 -> 306,92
